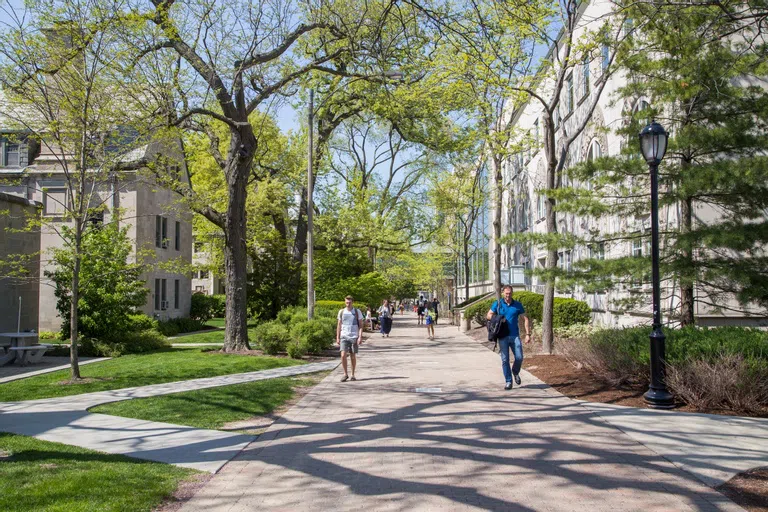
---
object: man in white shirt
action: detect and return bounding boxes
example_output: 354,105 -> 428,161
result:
336,295 -> 365,382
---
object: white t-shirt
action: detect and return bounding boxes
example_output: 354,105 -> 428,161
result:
337,307 -> 364,341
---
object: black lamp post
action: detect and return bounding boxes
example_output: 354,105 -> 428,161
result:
639,120 -> 675,409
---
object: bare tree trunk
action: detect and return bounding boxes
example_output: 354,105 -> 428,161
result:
463,239 -> 471,300
222,133 -> 254,352
69,224 -> 82,380
542,157 -> 558,354
492,156 -> 503,300
679,194 -> 695,326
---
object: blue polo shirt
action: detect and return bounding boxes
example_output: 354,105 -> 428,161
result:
491,299 -> 525,338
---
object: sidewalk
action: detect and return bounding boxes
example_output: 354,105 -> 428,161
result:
177,312 -> 766,511
0,361 -> 338,472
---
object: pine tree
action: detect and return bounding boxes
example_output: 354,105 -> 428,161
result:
566,3 -> 768,323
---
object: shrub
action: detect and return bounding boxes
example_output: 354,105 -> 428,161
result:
454,293 -> 491,310
286,339 -> 307,359
254,321 -> 290,355
190,294 -> 219,322
156,317 -> 207,336
79,329 -> 169,357
38,331 -> 60,340
316,300 -> 345,316
561,326 -> 768,414
552,298 -> 592,328
210,295 -> 226,317
127,314 -> 159,332
290,319 -> 334,354
466,292 -> 590,329
276,307 -> 297,326
666,355 -> 768,415
513,291 -> 543,322
465,298 -> 494,327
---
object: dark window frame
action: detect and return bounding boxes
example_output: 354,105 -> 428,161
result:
174,221 -> 180,251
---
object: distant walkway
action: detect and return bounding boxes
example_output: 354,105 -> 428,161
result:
0,360 -> 338,472
177,312 -> 766,511
0,356 -> 109,384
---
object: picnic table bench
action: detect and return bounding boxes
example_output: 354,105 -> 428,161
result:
0,333 -> 49,366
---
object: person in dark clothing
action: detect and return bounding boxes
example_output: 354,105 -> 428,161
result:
430,297 -> 440,324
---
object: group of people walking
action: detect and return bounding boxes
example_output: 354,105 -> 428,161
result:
335,294 -> 442,381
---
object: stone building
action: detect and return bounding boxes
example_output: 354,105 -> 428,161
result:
0,132 -> 193,331
0,192 -> 41,333
459,0 -> 767,327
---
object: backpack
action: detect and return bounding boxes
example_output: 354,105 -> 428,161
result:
338,308 -> 361,329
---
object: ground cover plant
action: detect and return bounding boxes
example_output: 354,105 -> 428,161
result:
0,433 -> 197,512
0,348 -> 304,402
561,326 -> 768,415
90,373 -> 328,430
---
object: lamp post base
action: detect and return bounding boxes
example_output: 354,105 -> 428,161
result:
643,387 -> 675,409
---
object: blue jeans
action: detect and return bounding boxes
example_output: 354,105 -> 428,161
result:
499,335 -> 523,383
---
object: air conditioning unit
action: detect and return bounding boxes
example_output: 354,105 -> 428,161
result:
160,300 -> 169,310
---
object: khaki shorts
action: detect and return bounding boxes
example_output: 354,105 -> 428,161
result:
340,339 -> 359,353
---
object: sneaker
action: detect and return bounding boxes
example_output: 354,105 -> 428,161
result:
514,374 -> 521,385
350,376 -> 356,381
504,382 -> 513,390
341,375 -> 349,382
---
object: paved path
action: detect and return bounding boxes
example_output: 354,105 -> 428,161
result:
0,356 -> 109,384
0,361 -> 338,472
177,313 -> 765,511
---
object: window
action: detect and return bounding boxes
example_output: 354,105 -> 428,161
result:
193,241 -> 203,253
589,242 -> 605,260
162,218 -> 168,248
154,278 -> 161,310
4,142 -> 19,167
537,194 -> 546,220
586,140 -> 602,190
582,58 -> 590,98
631,236 -> 643,258
566,73 -> 574,113
174,279 -> 180,309
533,119 -> 539,149
175,221 -> 180,251
198,270 -> 210,279
155,216 -> 162,247
558,250 -> 572,272
161,279 -> 167,309
43,188 -> 68,216
601,44 -> 610,74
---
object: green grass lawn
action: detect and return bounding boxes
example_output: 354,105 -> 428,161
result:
0,433 -> 198,512
171,322 -> 259,343
205,317 -> 225,328
0,348 -> 305,402
90,372 -> 329,430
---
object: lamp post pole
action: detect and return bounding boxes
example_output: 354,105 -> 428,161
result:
307,89 -> 315,320
640,120 -> 675,409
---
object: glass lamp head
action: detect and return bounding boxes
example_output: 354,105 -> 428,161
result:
639,120 -> 668,164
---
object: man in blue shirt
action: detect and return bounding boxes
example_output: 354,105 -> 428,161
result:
486,285 -> 531,390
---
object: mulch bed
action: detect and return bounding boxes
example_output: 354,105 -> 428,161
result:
464,325 -> 768,510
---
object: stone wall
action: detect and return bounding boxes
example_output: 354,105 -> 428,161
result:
0,192 -> 41,332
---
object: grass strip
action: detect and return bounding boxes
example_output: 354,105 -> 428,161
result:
0,433 -> 198,512
0,348 -> 304,402
90,372 -> 329,430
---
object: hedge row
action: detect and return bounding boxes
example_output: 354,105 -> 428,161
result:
464,292 -> 590,328
453,293 -> 491,310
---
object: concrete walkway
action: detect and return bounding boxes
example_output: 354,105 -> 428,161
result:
0,356 -> 110,384
176,313 -> 768,511
0,360 -> 338,472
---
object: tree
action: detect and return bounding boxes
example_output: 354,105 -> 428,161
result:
0,0 -> 155,378
47,220 -> 148,341
565,1 -> 768,323
127,0 -> 432,351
